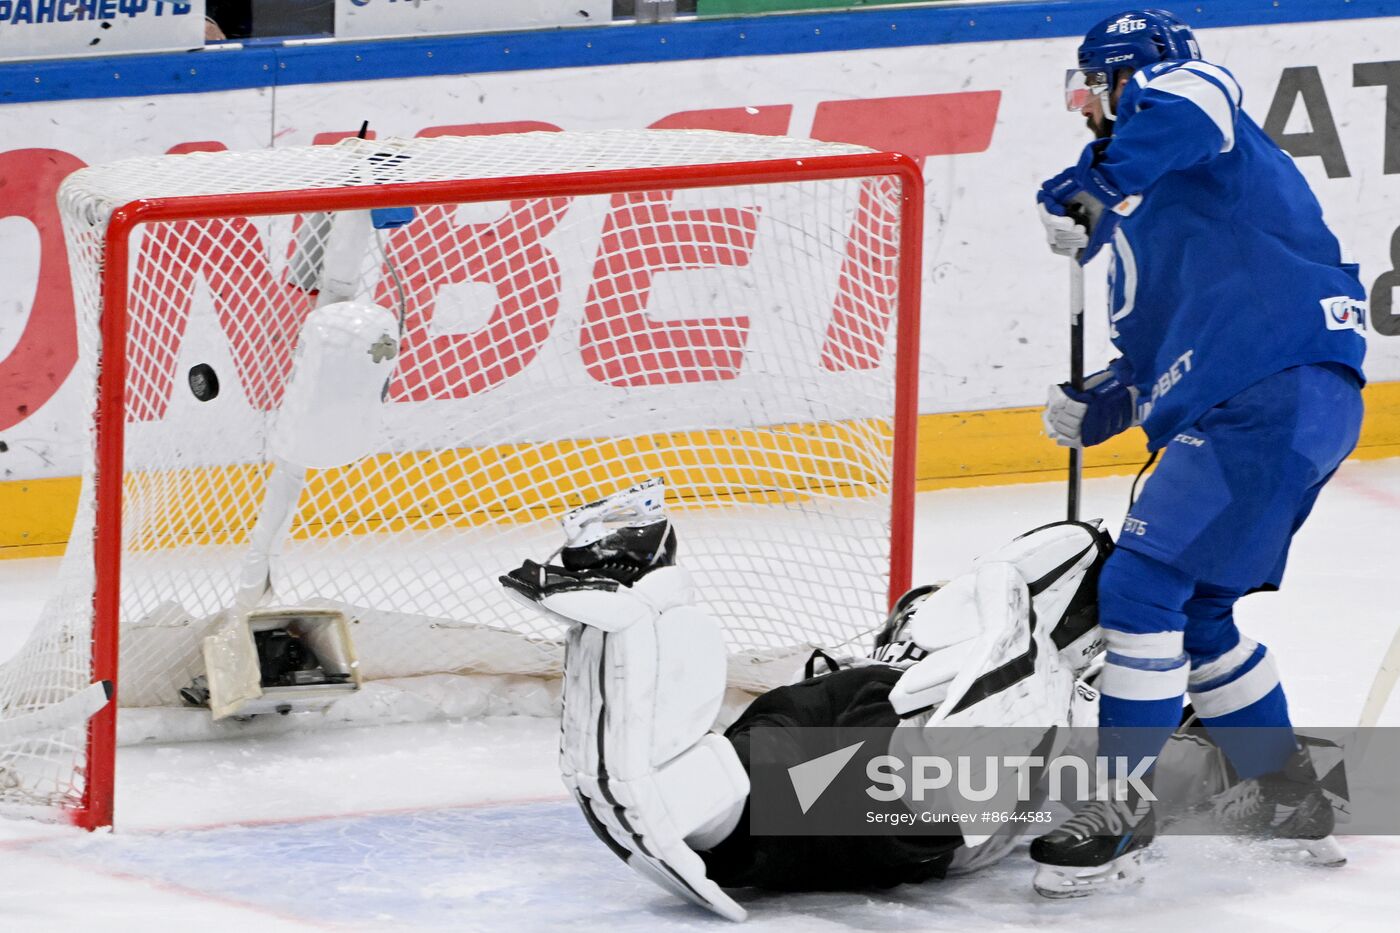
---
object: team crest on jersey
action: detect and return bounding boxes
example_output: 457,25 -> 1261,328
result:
1106,16 -> 1148,34
1321,296 -> 1368,332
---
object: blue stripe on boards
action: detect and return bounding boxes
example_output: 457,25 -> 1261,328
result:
2,1 -> 1398,105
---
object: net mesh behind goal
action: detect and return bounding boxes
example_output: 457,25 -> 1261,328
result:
0,130 -> 921,827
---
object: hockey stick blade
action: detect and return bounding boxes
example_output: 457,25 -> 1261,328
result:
0,681 -> 113,744
1359,624 -> 1400,727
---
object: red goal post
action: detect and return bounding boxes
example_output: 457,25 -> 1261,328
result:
2,130 -> 922,829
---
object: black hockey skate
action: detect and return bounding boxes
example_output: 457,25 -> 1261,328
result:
1210,746 -> 1346,867
1030,783 -> 1155,898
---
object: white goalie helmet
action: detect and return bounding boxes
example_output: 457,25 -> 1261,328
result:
869,583 -> 942,668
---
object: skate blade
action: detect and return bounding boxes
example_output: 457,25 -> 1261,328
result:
1261,834 -> 1347,868
1032,850 -> 1146,899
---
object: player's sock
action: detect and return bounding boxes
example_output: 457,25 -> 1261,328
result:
1095,550 -> 1193,776
1189,639 -> 1296,778
1097,691 -> 1183,776
1188,639 -> 1343,864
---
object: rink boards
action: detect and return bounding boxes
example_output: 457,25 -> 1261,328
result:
3,0 -> 1400,552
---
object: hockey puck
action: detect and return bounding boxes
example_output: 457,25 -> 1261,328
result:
188,364 -> 220,402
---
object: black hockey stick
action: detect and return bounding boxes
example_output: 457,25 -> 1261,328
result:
1067,258 -> 1085,522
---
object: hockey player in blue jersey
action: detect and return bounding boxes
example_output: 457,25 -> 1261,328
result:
1032,9 -> 1367,896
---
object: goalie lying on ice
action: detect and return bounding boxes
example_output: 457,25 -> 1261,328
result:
498,481 -> 1333,920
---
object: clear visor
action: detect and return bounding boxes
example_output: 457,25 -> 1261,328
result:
1065,69 -> 1111,111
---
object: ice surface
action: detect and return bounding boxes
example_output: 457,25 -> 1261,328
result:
2,463 -> 1399,930
17,802 -> 1400,932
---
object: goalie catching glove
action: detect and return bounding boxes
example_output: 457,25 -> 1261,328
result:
500,479 -> 750,921
500,477 -> 678,605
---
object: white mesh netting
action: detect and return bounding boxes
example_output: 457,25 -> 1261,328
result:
0,130 -> 916,822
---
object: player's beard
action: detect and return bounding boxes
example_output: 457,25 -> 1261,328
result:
1086,112 -> 1113,139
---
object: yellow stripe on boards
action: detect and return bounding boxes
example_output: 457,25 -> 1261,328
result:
0,419 -> 893,556
914,406 -> 1148,490
289,420 -> 890,539
6,379 -> 1400,558
913,373 -> 1400,490
0,477 -> 78,557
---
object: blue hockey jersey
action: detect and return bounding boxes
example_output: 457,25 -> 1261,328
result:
1095,59 -> 1367,450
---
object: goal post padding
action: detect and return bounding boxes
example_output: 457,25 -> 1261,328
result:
0,130 -> 922,828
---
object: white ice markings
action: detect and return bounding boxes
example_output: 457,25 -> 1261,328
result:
47,802 -> 712,929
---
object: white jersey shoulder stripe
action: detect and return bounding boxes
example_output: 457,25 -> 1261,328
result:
1142,63 -> 1239,153
1178,61 -> 1243,108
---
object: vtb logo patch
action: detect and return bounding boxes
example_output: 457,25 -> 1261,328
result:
1106,17 -> 1148,34
1122,516 -> 1149,536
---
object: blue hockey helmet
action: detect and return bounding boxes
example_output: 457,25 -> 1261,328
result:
1065,10 -> 1201,116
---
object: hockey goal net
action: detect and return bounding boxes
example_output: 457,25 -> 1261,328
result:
0,130 -> 921,828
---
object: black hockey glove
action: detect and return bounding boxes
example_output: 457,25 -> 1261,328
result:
499,559 -> 621,604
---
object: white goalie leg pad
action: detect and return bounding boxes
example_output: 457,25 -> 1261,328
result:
982,522 -> 1108,676
889,522 -> 1107,720
889,561 -> 1076,729
930,559 -> 1076,732
888,560 -> 1078,848
269,300 -> 399,471
556,568 -> 748,922
542,565 -> 693,633
886,568 -> 997,717
656,734 -> 750,850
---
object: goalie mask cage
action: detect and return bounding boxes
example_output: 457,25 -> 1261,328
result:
0,130 -> 922,829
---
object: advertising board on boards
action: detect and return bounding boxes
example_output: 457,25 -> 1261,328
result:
0,0 -> 205,62
333,0 -> 610,40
